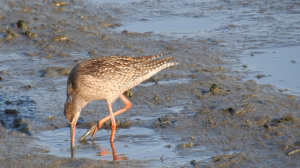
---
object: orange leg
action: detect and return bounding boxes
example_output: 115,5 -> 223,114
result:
110,141 -> 128,161
79,95 -> 132,141
107,102 -> 116,142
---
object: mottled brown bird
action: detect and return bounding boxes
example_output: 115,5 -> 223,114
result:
64,54 -> 178,151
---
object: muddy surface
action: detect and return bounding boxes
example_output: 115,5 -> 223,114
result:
0,0 -> 300,167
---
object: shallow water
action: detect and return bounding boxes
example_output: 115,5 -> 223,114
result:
140,78 -> 193,87
37,127 -> 173,160
37,127 -> 209,166
240,46 -> 300,94
119,17 -> 219,36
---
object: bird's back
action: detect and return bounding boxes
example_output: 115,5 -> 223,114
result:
67,54 -> 178,103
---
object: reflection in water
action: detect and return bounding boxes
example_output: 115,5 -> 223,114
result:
71,147 -> 75,157
108,142 -> 127,161
37,127 -> 178,162
71,139 -> 127,161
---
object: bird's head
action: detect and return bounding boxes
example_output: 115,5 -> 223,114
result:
64,93 -> 85,151
64,93 -> 81,125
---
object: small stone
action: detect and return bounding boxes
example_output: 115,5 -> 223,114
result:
153,94 -> 159,101
13,118 -> 23,128
4,109 -> 19,115
5,101 -> 12,105
17,20 -> 25,28
51,1 -> 67,6
53,35 -> 68,42
209,84 -> 220,94
262,134 -> 271,139
275,132 -> 282,136
190,160 -> 196,164
256,74 -> 266,79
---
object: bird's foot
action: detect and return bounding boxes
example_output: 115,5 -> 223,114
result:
79,124 -> 98,141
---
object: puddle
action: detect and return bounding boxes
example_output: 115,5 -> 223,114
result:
130,116 -> 157,121
118,17 -> 219,36
86,0 -> 144,3
37,127 -> 174,160
164,106 -> 184,113
37,127 -> 207,166
140,78 -> 192,87
240,46 -> 300,94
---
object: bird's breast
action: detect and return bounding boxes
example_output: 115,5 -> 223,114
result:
75,75 -> 122,102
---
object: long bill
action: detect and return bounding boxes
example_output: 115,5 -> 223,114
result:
70,123 -> 76,157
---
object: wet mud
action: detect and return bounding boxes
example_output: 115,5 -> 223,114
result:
0,0 -> 300,167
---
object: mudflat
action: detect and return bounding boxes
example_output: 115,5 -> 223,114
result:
0,0 -> 299,167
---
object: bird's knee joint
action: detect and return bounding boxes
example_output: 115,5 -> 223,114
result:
125,104 -> 132,109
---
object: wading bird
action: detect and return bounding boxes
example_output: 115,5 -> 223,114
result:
64,54 -> 178,156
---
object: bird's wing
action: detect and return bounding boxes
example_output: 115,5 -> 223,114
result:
118,57 -> 178,90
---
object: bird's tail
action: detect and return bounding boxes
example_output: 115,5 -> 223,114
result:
137,53 -> 171,61
135,56 -> 179,71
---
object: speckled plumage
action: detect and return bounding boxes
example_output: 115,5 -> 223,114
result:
64,54 -> 178,151
67,54 -> 178,103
